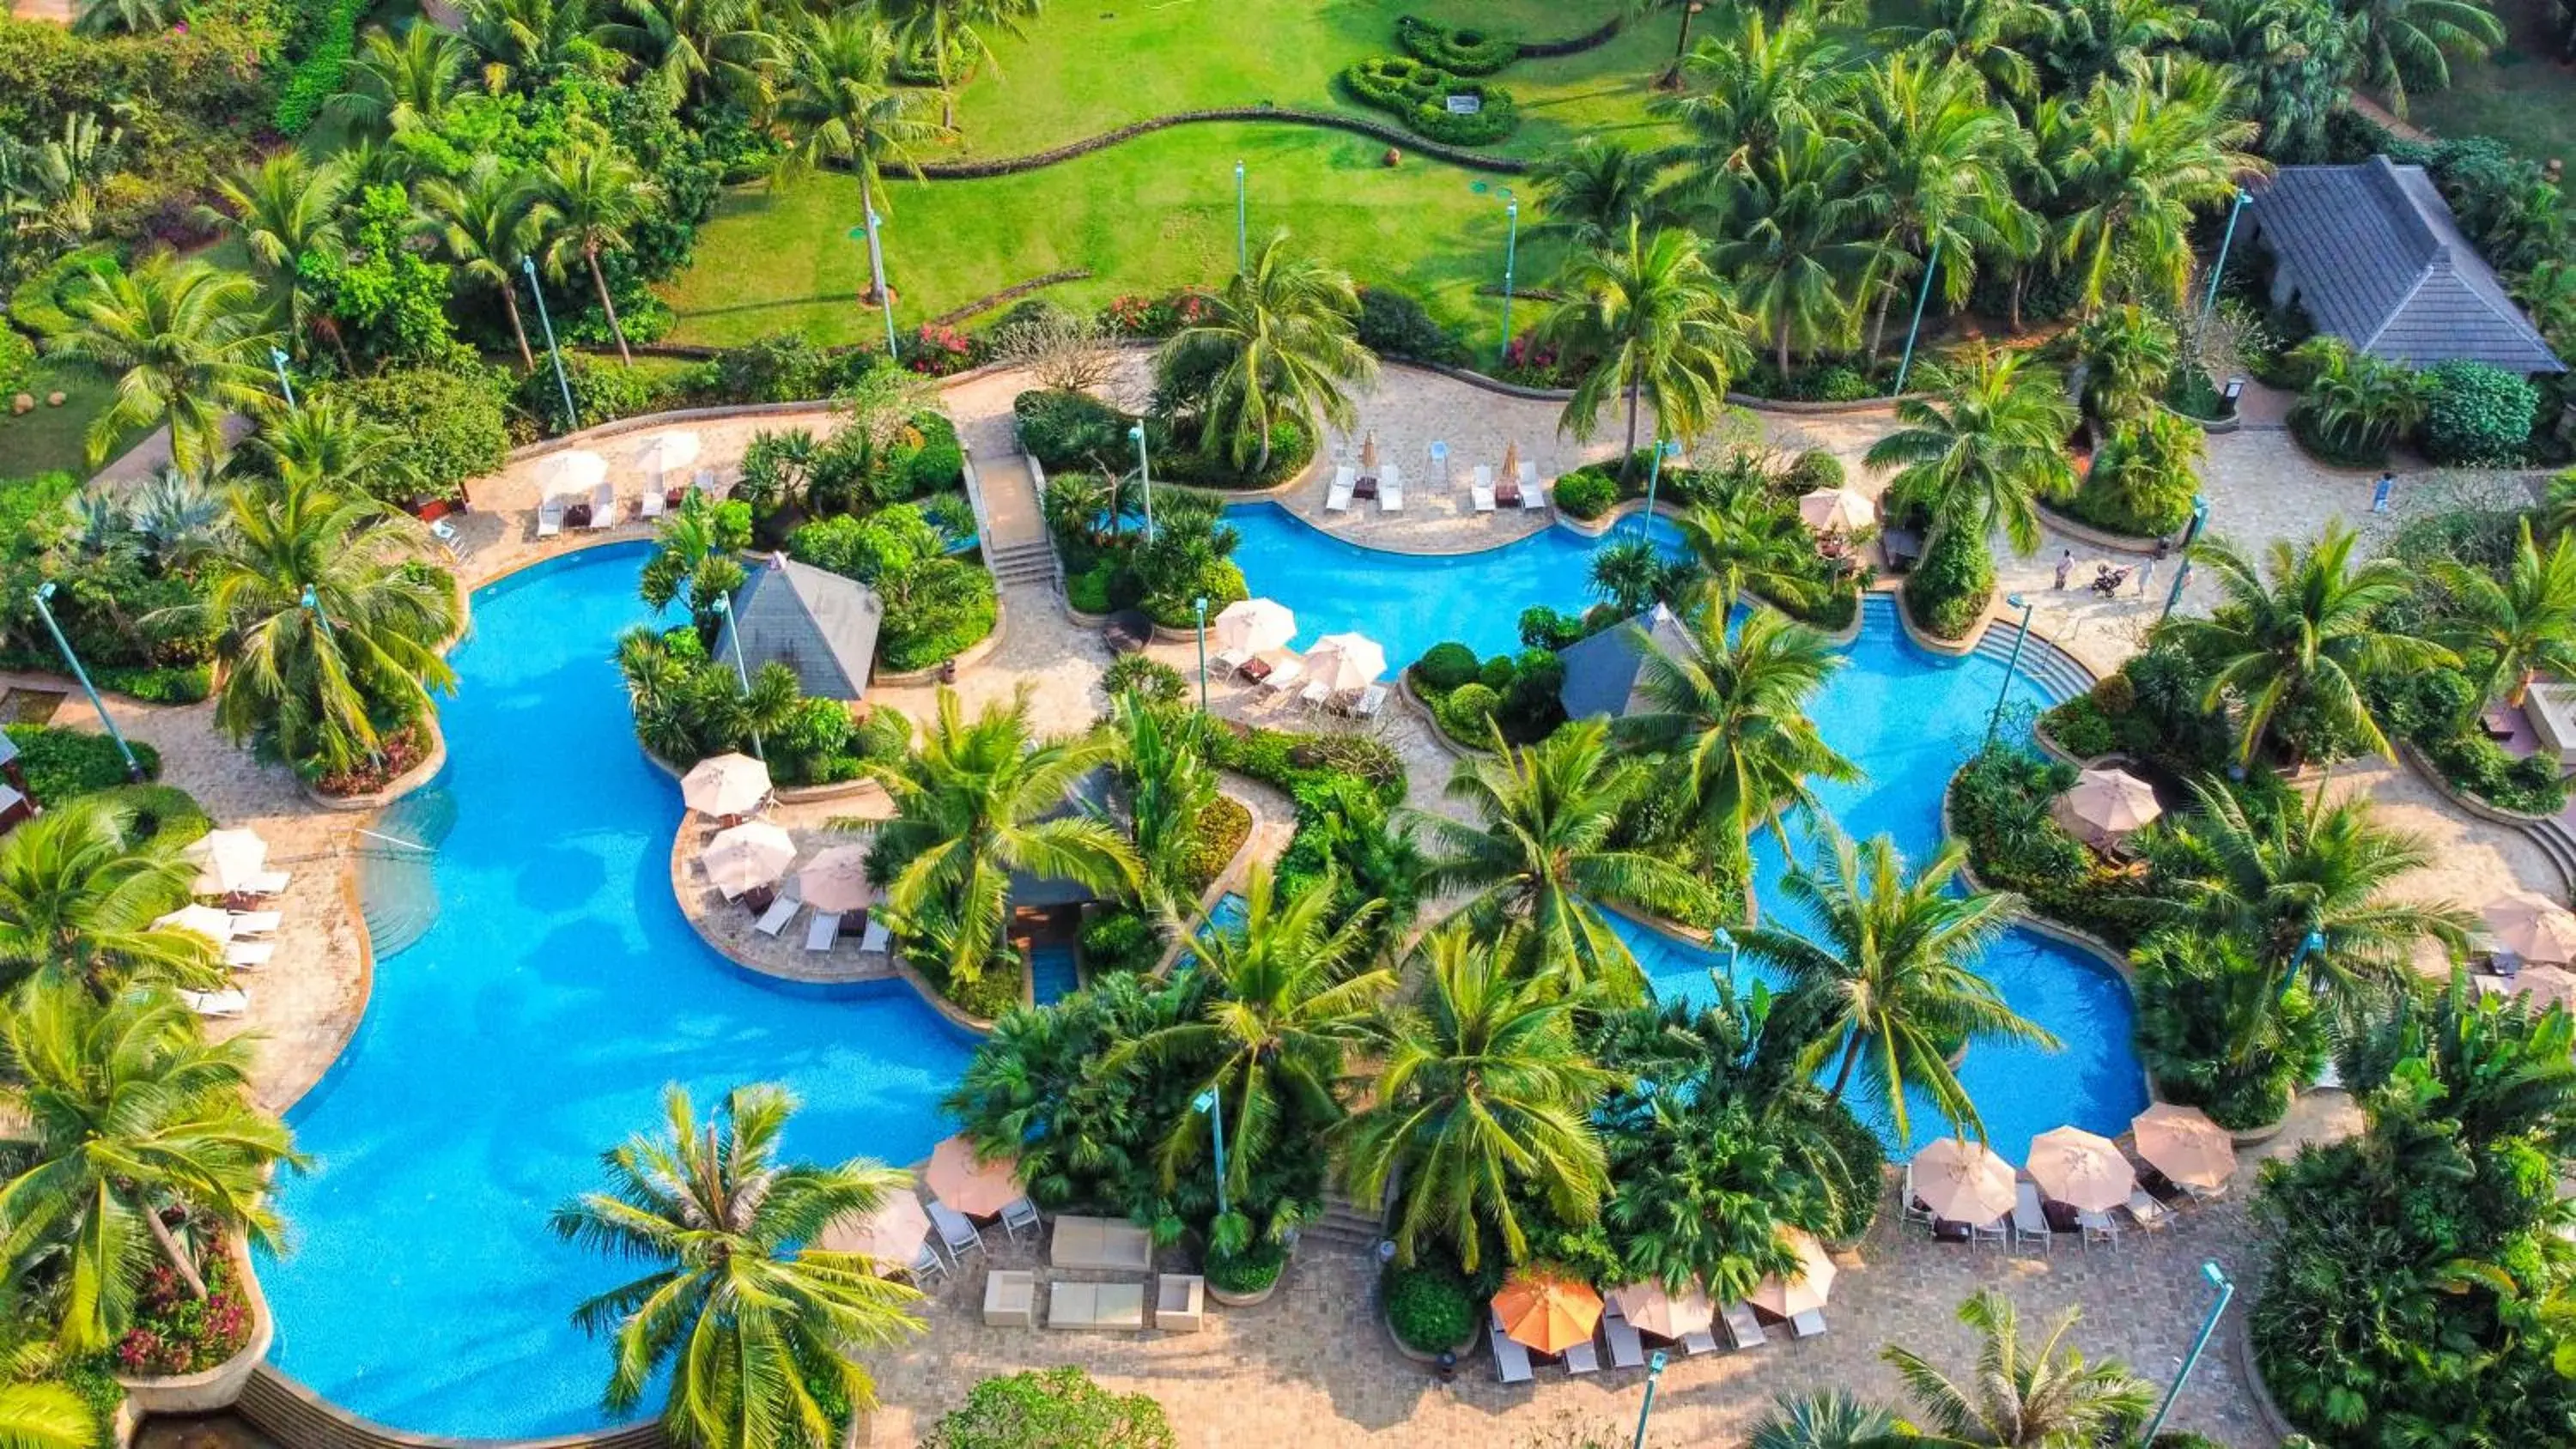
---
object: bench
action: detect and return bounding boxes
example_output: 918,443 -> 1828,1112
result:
982,1270 -> 1037,1328
1156,1273 -> 1205,1333
1048,1281 -> 1147,1332
1050,1214 -> 1153,1272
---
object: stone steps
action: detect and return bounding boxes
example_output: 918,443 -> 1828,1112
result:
988,540 -> 1055,586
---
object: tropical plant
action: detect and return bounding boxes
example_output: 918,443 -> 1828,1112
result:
551,1083 -> 924,1449
919,1367 -> 1174,1449
1671,481 -> 1829,614
1846,52 -> 2032,360
0,798 -> 219,999
769,11 -> 945,210
2071,304 -> 2178,427
1708,128 -> 1882,378
1104,691 -> 1218,913
1656,7 -> 1858,180
251,396 -> 416,500
2076,408 -> 2202,537
209,154 -> 349,368
460,0 -> 598,87
420,157 -> 555,373
39,257 -> 274,473
1531,138 -> 1671,250
1746,1389 -> 1910,1449
1338,926 -> 1613,1272
593,0 -> 775,103
2038,58 -> 2264,312
2345,0 -> 2505,117
1867,347 -> 2076,602
538,144 -> 659,367
878,0 -> 1044,129
1741,826 -> 2054,1140
638,491 -> 751,637
0,985 -> 301,1350
1417,718 -> 1706,1002
2132,927 -> 2327,1129
2287,336 -> 2426,457
1157,232 -> 1376,475
328,24 -> 471,140
1536,221 -> 1752,471
1898,0 -> 2048,102
2038,0 -> 2186,86
71,0 -> 173,34
2434,519 -> 2576,709
1882,1290 -> 2155,1446
2187,0 -> 2354,161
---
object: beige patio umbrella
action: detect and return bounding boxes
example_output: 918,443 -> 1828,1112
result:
1358,433 -> 1379,470
680,753 -> 773,818
1607,1280 -> 1716,1340
2050,767 -> 2162,851
2481,890 -> 2576,966
1747,1227 -> 1837,1318
2489,965 -> 2576,1013
700,821 -> 796,896
1302,632 -> 1387,694
1499,440 -> 1522,480
1493,1271 -> 1602,1355
819,1188 -> 932,1267
1797,486 -> 1875,533
1212,598 -> 1297,656
182,828 -> 269,894
2130,1103 -> 2237,1191
924,1135 -> 1023,1217
2026,1125 -> 2136,1211
153,904 -> 235,944
796,846 -> 875,914
634,430 -> 701,487
1910,1137 -> 2017,1222
536,448 -> 607,500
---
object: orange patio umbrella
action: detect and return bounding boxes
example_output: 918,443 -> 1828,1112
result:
1747,1227 -> 1837,1317
2481,890 -> 2576,965
923,1134 -> 1023,1217
1492,1271 -> 1602,1355
1911,1137 -> 2018,1222
818,1188 -> 931,1268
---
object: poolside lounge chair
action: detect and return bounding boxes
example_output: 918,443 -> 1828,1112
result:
1471,466 -> 1497,513
1789,1309 -> 1828,1339
1326,465 -> 1357,513
1379,463 -> 1404,512
1722,1301 -> 1767,1349
2011,1181 -> 2053,1255
1971,1215 -> 2009,1252
904,1241 -> 948,1286
1679,1328 -> 1720,1355
804,911 -> 842,951
999,1196 -> 1042,1242
2079,1209 -> 2122,1250
1349,683 -> 1388,719
428,517 -> 465,561
1900,1163 -> 1936,1234
1254,655 -> 1304,699
1564,1338 -> 1601,1374
228,910 -> 283,936
1212,646 -> 1255,676
1517,460 -> 1546,511
639,488 -> 665,519
224,941 -> 276,970
859,917 -> 892,955
1488,1309 -> 1536,1384
233,870 -> 291,899
181,988 -> 249,1018
1296,678 -> 1333,711
752,896 -> 800,937
2124,1189 -> 2173,1233
2180,1177 -> 2231,1206
537,498 -> 565,537
1602,1307 -> 1646,1369
588,482 -> 618,530
929,1201 -> 986,1264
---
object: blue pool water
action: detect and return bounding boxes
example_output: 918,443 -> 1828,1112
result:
1028,941 -> 1080,1003
262,543 -> 976,1439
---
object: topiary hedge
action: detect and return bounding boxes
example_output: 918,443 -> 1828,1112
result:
5,724 -> 159,803
1413,641 -> 1479,691
1902,527 -> 1992,640
1382,1258 -> 1478,1353
1551,469 -> 1616,520
1340,57 -> 1519,147
2418,359 -> 2538,466
1394,15 -> 1519,74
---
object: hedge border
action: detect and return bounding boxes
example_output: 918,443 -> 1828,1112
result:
1515,16 -> 1625,57
908,106 -> 1533,179
925,269 -> 1094,329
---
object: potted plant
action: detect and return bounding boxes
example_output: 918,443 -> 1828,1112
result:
1203,1239 -> 1286,1307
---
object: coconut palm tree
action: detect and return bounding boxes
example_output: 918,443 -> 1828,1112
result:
878,0 -> 1044,130
327,24 -> 471,140
1338,926 -> 1613,1271
1104,691 -> 1218,914
2346,0 -> 2504,117
2039,58 -> 2263,313
208,154 -> 349,368
1845,53 -> 2031,361
0,985 -> 301,1350
769,11 -> 945,210
2037,0 -> 2186,87
552,1084 -> 924,1449
1532,137 -> 1673,250
2142,779 -> 2471,1014
1882,1290 -> 2155,1447
1158,231 -> 1376,475
2070,303 -> 2178,429
1656,8 -> 1859,181
2166,524 -> 2453,765
1619,604 -> 1861,892
1741,826 -> 2054,1141
1673,482 -> 1828,614
1747,1390 -> 1911,1449
2436,519 -> 2576,709
859,685 -> 1139,985
1895,0 -> 2048,103
1866,346 -> 2075,571
203,473 -> 460,777
0,1378 -> 88,1449
1537,221 -> 1750,474
1417,718 -> 1706,1002
592,0 -> 775,103
460,0 -> 594,88
0,799 -> 222,999
537,143 -> 658,367
1709,128 -> 1885,379
1103,867 -> 1389,1210
248,395 -> 415,495
2186,0 -> 2354,162
419,155 -> 555,372
39,255 -> 273,473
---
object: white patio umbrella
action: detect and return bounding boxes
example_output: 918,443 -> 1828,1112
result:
536,449 -> 607,501
1212,598 -> 1297,656
1747,1227 -> 1837,1317
796,846 -> 875,914
2026,1125 -> 2136,1212
153,904 -> 236,944
1910,1137 -> 2018,1222
1607,1279 -> 1716,1340
633,431 -> 702,487
681,753 -> 772,818
182,828 -> 269,894
2129,1103 -> 2237,1191
1798,486 -> 1874,532
2481,890 -> 2576,966
700,822 -> 796,896
1302,632 -> 1387,694
819,1189 -> 932,1267
2050,767 -> 2162,851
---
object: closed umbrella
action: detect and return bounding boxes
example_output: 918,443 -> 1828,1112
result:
1911,1137 -> 2017,1222
2129,1103 -> 2236,1191
701,822 -> 796,896
1492,1271 -> 1601,1355
1212,598 -> 1297,656
1797,486 -> 1874,533
634,431 -> 701,487
681,753 -> 772,818
153,904 -> 235,944
2050,767 -> 2162,850
537,449 -> 607,500
1499,440 -> 1522,481
796,846 -> 874,914
1747,1227 -> 1836,1317
924,1135 -> 1022,1217
1607,1280 -> 1715,1340
182,828 -> 268,894
1302,632 -> 1386,694
820,1190 -> 932,1267
2481,890 -> 2576,966
1358,433 -> 1379,471
2026,1125 -> 2135,1211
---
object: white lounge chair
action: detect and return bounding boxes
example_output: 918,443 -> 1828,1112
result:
1517,460 -> 1546,511
2011,1180 -> 2053,1255
1901,1163 -> 1936,1234
536,498 -> 565,537
928,1200 -> 985,1264
2079,1209 -> 2123,1250
1379,463 -> 1404,512
1488,1310 -> 1535,1384
181,988 -> 248,1018
904,1241 -> 947,1285
999,1196 -> 1042,1242
805,911 -> 842,951
1722,1301 -> 1767,1349
1789,1309 -> 1828,1339
1297,678 -> 1333,711
1563,1338 -> 1601,1374
1678,1327 -> 1720,1355
587,482 -> 618,530
1471,465 -> 1497,513
1325,465 -> 1357,513
752,896 -> 800,937
1212,646 -> 1254,676
1254,656 -> 1304,698
239,870 -> 291,898
1971,1215 -> 2009,1252
639,488 -> 666,519
858,917 -> 892,955
428,516 -> 464,560
2180,1178 -> 2231,1206
2125,1189 -> 2174,1233
228,910 -> 283,936
224,941 -> 275,970
1602,1307 -> 1646,1369
1349,683 -> 1388,719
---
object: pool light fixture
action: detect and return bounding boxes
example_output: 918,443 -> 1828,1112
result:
2142,1262 -> 2235,1442
29,580 -> 144,782
1983,592 -> 2035,751
1192,1085 -> 1229,1216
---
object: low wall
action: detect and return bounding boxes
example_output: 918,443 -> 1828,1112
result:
236,1367 -> 665,1449
2037,501 -> 2172,557
118,1243 -> 273,1417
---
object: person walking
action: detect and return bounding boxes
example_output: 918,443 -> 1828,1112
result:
2372,470 -> 2396,514
2054,549 -> 2074,590
2137,554 -> 2158,597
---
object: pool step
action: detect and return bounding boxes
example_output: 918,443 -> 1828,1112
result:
1971,623 -> 2094,706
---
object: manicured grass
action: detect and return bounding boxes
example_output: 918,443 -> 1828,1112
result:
2403,0 -> 2576,166
0,364 -> 127,481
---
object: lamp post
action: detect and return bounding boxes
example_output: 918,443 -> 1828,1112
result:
2142,1262 -> 2237,1443
1498,192 -> 1520,367
300,584 -> 331,636
1234,159 -> 1248,276
1130,423 -> 1156,542
270,347 -> 297,410
2164,494 -> 2210,620
2202,188 -> 2252,325
521,257 -> 577,433
30,582 -> 143,782
1707,925 -> 1741,981
849,209 -> 899,359
1630,1349 -> 1669,1449
1893,236 -> 1943,396
1983,592 -> 2035,750
1192,1085 -> 1230,1217
1194,595 -> 1211,712
2281,928 -> 2327,998
1642,437 -> 1681,533
710,593 -> 763,760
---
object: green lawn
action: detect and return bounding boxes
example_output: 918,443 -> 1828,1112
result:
2399,0 -> 2576,164
0,364 -> 126,481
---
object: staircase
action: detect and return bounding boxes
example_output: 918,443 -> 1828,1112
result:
1301,1191 -> 1385,1253
987,537 -> 1057,587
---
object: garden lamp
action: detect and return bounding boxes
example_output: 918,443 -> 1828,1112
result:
1192,1085 -> 1229,1216
1631,1349 -> 1670,1449
270,347 -> 297,410
1194,596 -> 1211,712
710,593 -> 762,760
30,580 -> 143,782
2142,1262 -> 2235,1442
1983,593 -> 2035,750
521,256 -> 577,433
1131,424 -> 1155,542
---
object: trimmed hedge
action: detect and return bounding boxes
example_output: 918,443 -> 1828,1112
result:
4,724 -> 159,803
1382,1258 -> 1478,1353
1551,470 -> 1615,520
911,107 -> 1530,180
1394,15 -> 1518,74
1340,58 -> 1519,147
2419,360 -> 2538,466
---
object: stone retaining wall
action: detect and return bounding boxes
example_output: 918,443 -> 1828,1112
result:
236,1367 -> 665,1449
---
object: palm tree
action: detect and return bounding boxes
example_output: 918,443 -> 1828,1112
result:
2437,519 -> 2576,708
1337,926 -> 1613,1271
327,24 -> 471,140
769,12 -> 945,210
0,985 -> 301,1350
460,0 -> 593,88
1619,604 -> 1861,892
249,395 -> 415,495
860,685 -> 1139,985
0,1379 -> 88,1449
1747,1390 -> 1911,1449
2081,407 -> 2202,535
1532,137 -> 1672,250
2070,303 -> 2178,428
1104,867 -> 1389,1210
878,0 -> 1044,130
2166,524 -> 2453,765
1897,0 -> 2048,102
538,144 -> 659,367
2038,0 -> 2186,87
2143,779 -> 2470,1013
1158,231 -> 1376,475
1866,346 -> 2075,573
1104,691 -> 1217,913
1417,718 -> 1705,1002
1656,8 -> 1858,181
420,156 -> 555,372
2346,0 -> 2504,117
1882,1290 -> 2155,1447
203,474 -> 460,777
1709,128 -> 1884,379
39,255 -> 273,472
1673,483 -> 1828,613
209,154 -> 349,368
1538,221 -> 1750,476
1846,53 -> 2030,361
592,0 -> 774,103
2039,58 -> 2263,313
551,1084 -> 924,1449
1741,827 -> 2054,1141
0,799 -> 222,999
2187,0 -> 2354,161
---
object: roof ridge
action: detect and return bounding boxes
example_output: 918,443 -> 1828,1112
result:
2363,155 -> 2445,267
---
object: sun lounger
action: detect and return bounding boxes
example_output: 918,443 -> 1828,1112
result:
1517,460 -> 1546,511
1297,678 -> 1333,711
1602,1308 -> 1646,1369
1050,1214 -> 1153,1272
904,1241 -> 947,1285
224,941 -> 275,969
804,911 -> 842,951
2180,1178 -> 2230,1206
639,488 -> 665,519
752,896 -> 800,937
1901,1163 -> 1936,1234
1722,1301 -> 1767,1349
1789,1308 -> 1828,1339
1488,1310 -> 1536,1384
1471,465 -> 1497,513
981,1269 -> 1036,1327
929,1201 -> 985,1264
2079,1209 -> 2123,1250
1379,463 -> 1404,512
1971,1215 -> 2009,1251
1350,683 -> 1388,719
859,917 -> 891,955
1679,1328 -> 1720,1355
1048,1281 -> 1147,1332
1326,465 -> 1357,513
1155,1273 -> 1206,1333
181,988 -> 249,1018
2124,1189 -> 2173,1232
1254,656 -> 1304,698
2012,1181 -> 2053,1254
999,1195 -> 1042,1241
1564,1338 -> 1601,1374
537,499 -> 565,537
587,482 -> 618,530
228,910 -> 283,936
236,870 -> 292,898
1212,646 -> 1254,676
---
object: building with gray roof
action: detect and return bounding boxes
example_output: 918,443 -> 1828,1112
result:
1557,604 -> 1692,721
713,555 -> 883,701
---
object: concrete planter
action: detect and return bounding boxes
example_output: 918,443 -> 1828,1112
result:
115,1240 -> 273,1417
1206,1251 -> 1288,1307
870,595 -> 1010,685
1886,582 -> 1986,657
2036,500 -> 2171,557
2227,1112 -> 2292,1148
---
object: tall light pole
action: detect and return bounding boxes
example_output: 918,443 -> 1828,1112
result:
710,593 -> 763,760
1497,191 -> 1520,367
1234,159 -> 1248,276
1709,925 -> 1739,979
2163,494 -> 2211,620
1893,236 -> 1942,396
2201,188 -> 2252,325
1194,596 -> 1211,712
850,209 -> 899,359
2142,1262 -> 2236,1443
2281,928 -> 2327,998
1642,437 -> 1681,533
1192,1085 -> 1230,1217
521,257 -> 577,433
1630,1349 -> 1670,1449
270,347 -> 298,410
30,582 -> 143,782
1983,592 -> 2035,751
1129,423 -> 1156,542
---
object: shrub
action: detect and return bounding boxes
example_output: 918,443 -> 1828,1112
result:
1182,793 -> 1252,888
2418,359 -> 2538,465
90,663 -> 213,704
1475,655 -> 1517,692
920,1366 -> 1176,1449
1353,286 -> 1456,362
1382,1258 -> 1478,1354
1811,365 -> 1873,402
1551,469 -> 1617,520
1066,565 -> 1114,615
4,724 -> 160,802
1340,57 -> 1520,146
0,328 -> 34,397
100,784 -> 209,849
1947,743 -> 2143,945
1414,642 -> 1480,691
1440,682 -> 1501,736
1394,15 -> 1519,74
270,0 -> 365,135
1204,1239 -> 1285,1294
878,561 -> 999,671
519,353 -> 672,431
329,366 -> 509,504
1784,449 -> 1844,491
1903,527 -> 1992,640
1518,606 -> 1587,651
1079,907 -> 1162,976
708,332 -> 834,403
896,412 -> 966,497
1103,652 -> 1188,706
2041,695 -> 2120,757
1013,388 -> 1130,471
1207,720 -> 1406,803
851,704 -> 914,763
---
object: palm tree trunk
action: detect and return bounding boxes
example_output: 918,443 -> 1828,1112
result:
1622,381 -> 1642,476
1776,323 -> 1792,379
2008,271 -> 2027,334
2513,668 -> 2536,707
1827,1032 -> 1863,1100
500,287 -> 536,372
140,1199 -> 210,1300
586,246 -> 632,367
1868,287 -> 1894,363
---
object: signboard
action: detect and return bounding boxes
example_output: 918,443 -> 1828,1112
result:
1444,94 -> 1482,115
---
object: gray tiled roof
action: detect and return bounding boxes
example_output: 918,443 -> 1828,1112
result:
2249,156 -> 2563,374
714,555 -> 882,701
1557,604 -> 1692,720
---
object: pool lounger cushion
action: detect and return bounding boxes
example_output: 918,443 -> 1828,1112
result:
1047,1281 -> 1146,1332
804,911 -> 842,950
753,897 -> 800,937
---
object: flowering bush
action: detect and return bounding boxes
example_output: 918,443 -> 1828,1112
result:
114,1249 -> 255,1377
1097,290 -> 1213,338
1495,333 -> 1569,387
903,324 -> 975,377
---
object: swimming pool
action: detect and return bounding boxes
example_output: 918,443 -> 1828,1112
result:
263,543 -> 977,1440
1027,941 -> 1080,1003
